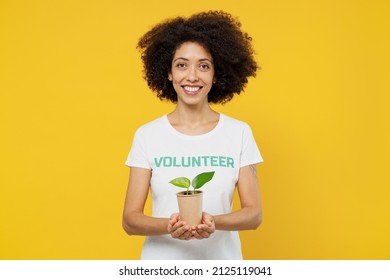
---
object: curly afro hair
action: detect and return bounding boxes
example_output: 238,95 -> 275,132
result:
137,10 -> 258,104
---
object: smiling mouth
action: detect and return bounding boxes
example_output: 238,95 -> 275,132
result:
182,86 -> 202,94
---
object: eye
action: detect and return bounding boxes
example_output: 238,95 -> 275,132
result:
199,64 -> 210,70
176,63 -> 186,68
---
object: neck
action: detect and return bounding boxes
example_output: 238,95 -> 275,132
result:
169,103 -> 216,124
167,104 -> 220,136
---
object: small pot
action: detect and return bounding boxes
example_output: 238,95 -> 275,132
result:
176,190 -> 203,226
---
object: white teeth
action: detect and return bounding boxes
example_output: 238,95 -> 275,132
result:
184,86 -> 200,92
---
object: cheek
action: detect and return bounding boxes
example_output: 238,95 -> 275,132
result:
203,74 -> 215,84
172,73 -> 185,82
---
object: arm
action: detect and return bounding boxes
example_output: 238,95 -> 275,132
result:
122,167 -> 169,235
191,164 -> 262,238
122,167 -> 192,238
213,164 -> 262,231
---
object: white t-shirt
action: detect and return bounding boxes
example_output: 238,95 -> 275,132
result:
126,113 -> 263,259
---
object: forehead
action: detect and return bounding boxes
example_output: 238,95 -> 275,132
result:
173,41 -> 213,60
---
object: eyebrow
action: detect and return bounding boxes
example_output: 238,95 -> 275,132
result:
173,57 -> 214,64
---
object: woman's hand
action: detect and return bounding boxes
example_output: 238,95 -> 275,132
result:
191,212 -> 215,239
167,213 -> 192,240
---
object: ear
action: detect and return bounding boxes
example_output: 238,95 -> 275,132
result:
168,73 -> 172,81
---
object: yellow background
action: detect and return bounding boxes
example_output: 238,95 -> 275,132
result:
1,0 -> 389,259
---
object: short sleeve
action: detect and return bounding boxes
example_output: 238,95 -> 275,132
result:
240,123 -> 263,167
125,127 -> 151,169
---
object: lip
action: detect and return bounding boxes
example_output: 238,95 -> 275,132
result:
181,85 -> 203,95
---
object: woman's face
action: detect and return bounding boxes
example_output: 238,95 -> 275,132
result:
168,41 -> 215,107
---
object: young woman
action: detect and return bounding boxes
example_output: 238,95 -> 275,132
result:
122,11 -> 263,259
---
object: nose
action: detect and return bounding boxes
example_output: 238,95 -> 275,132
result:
187,67 -> 199,82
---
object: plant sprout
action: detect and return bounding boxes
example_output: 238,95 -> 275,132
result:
169,171 -> 215,194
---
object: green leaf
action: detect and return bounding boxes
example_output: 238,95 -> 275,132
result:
192,171 -> 215,189
169,177 -> 191,188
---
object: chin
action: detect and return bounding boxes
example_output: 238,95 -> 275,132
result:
179,95 -> 207,106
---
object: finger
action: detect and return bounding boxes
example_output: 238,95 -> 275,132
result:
171,225 -> 190,238
177,229 -> 192,240
169,213 -> 180,224
168,222 -> 175,233
196,225 -> 215,239
182,230 -> 193,240
197,228 -> 211,238
171,221 -> 186,232
191,229 -> 204,239
197,224 -> 215,234
202,216 -> 214,227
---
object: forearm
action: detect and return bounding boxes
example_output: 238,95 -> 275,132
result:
122,211 -> 169,236
214,206 -> 262,231
214,164 -> 263,231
